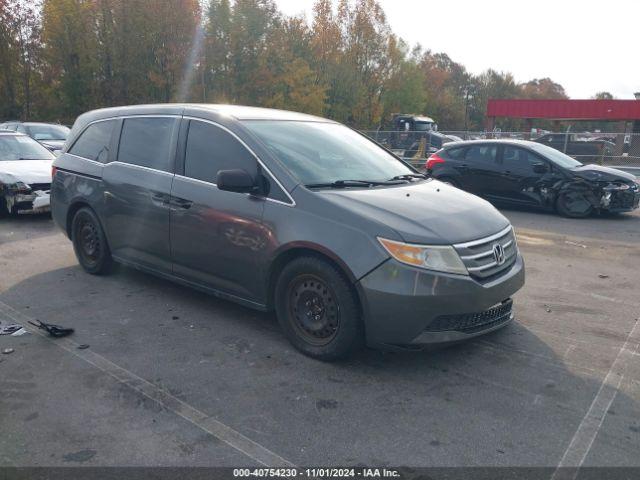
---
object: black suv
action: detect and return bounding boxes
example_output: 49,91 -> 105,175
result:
427,140 -> 639,218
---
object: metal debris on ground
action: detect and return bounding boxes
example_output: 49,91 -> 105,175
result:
77,344 -> 90,350
598,274 -> 610,278
0,324 -> 23,335
28,319 -> 74,338
2,348 -> 14,354
565,240 -> 587,248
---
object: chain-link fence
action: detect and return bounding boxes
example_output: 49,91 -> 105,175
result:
360,130 -> 640,172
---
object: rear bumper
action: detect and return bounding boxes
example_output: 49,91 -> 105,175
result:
357,254 -> 525,349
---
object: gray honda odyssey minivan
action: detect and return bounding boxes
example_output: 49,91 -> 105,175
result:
51,104 -> 525,360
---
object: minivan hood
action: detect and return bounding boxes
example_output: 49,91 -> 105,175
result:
0,160 -> 53,185
318,179 -> 510,244
571,164 -> 636,183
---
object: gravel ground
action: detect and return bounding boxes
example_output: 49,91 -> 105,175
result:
0,208 -> 639,471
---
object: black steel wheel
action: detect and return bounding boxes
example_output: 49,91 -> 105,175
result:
288,274 -> 339,346
275,256 -> 362,361
0,197 -> 8,218
556,191 -> 593,218
71,207 -> 113,274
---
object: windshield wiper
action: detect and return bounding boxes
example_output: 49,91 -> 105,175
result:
389,173 -> 427,181
305,179 -> 404,189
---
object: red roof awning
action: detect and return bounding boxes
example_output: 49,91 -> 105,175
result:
487,99 -> 640,121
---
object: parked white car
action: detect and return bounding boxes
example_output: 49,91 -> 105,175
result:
0,131 -> 54,216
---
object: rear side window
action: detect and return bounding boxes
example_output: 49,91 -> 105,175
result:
69,120 -> 117,162
117,117 -> 177,172
465,145 -> 497,163
184,120 -> 257,183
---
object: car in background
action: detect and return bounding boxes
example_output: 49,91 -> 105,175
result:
387,114 -> 461,156
533,133 -> 614,163
0,131 -> 55,216
0,121 -> 70,153
427,139 -> 639,218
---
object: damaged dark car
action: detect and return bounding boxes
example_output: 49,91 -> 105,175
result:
427,140 -> 640,218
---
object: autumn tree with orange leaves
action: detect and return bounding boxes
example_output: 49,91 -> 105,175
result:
2,0 -> 573,130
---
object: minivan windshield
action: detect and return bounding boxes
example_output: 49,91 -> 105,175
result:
243,121 -> 414,186
528,142 -> 583,169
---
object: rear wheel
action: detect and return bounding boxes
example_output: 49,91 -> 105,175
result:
556,191 -> 594,218
71,207 -> 114,274
275,256 -> 363,361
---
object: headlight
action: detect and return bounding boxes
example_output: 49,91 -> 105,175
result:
378,237 -> 468,275
8,181 -> 30,193
603,182 -> 629,191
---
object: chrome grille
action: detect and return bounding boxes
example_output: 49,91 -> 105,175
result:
454,226 -> 517,280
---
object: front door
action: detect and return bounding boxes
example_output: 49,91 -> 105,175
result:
170,119 -> 267,301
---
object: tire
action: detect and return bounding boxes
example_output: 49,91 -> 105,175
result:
556,191 -> 594,218
437,176 -> 459,188
71,207 -> 114,274
274,256 -> 363,361
0,196 -> 8,218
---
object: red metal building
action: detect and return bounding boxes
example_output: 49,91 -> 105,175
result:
486,98 -> 640,131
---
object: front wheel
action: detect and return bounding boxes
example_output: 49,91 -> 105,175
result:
556,191 -> 594,218
0,197 -> 9,218
71,207 -> 114,274
274,257 -> 363,361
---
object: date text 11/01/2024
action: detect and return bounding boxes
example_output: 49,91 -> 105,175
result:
233,468 -> 401,478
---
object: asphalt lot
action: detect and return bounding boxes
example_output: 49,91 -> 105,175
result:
1,207 -> 639,471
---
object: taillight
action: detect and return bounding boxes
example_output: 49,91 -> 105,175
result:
426,153 -> 445,170
51,165 -> 57,179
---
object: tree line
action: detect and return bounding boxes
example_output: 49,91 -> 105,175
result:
0,0 -> 610,130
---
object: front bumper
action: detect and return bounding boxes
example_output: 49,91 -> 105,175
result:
357,254 -> 525,349
6,190 -> 51,213
604,189 -> 640,212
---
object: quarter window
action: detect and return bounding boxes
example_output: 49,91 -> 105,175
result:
447,146 -> 467,159
117,117 -> 177,172
69,120 -> 117,162
184,121 -> 257,183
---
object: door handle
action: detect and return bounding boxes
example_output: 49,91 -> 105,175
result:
170,197 -> 193,209
150,191 -> 170,206
459,164 -> 469,169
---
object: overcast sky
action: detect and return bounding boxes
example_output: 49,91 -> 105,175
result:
275,0 -> 639,99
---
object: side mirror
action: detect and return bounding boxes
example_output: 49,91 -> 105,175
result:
532,162 -> 548,174
217,169 -> 257,194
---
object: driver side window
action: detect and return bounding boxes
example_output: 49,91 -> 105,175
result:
184,120 -> 257,184
502,146 -> 546,173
